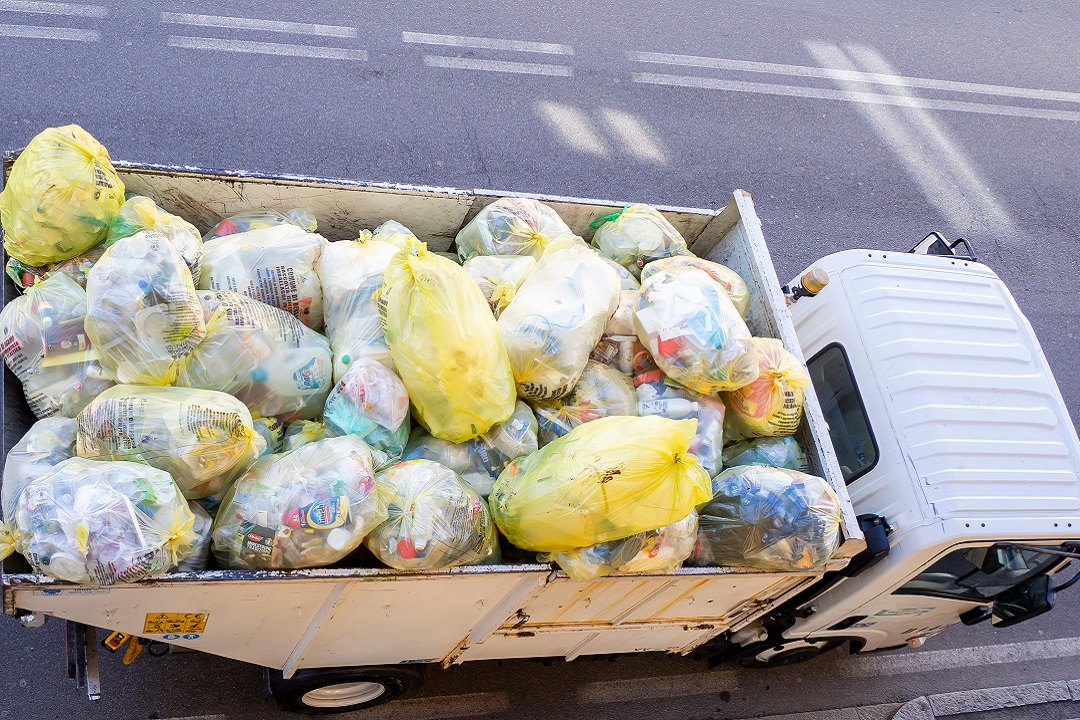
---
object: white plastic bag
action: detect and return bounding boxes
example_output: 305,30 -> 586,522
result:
323,358 -> 411,459
641,256 -> 750,318
1,418 -> 77,528
456,197 -> 579,261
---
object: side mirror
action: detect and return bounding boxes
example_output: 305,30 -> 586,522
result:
909,232 -> 977,261
992,575 -> 1054,628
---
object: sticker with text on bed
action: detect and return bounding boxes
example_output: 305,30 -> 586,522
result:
143,612 -> 209,635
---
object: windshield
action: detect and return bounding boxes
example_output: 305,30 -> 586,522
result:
896,545 -> 1063,601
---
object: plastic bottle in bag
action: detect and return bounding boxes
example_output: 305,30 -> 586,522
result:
323,358 -> 411,459
489,415 -> 712,552
84,231 -> 206,386
0,125 -> 125,266
722,435 -> 810,473
380,239 -> 517,443
200,224 -> 326,329
634,265 -> 758,394
317,236 -> 400,380
691,465 -> 841,571
641,256 -> 751,319
366,460 -> 498,570
106,196 -> 204,285
177,290 -> 332,421
463,255 -> 536,317
6,243 -> 107,293
0,273 -> 114,418
635,372 -> 725,477
533,360 -> 637,446
591,205 -> 691,279
723,338 -> 811,441
211,435 -> 389,570
76,384 -> 265,499
498,241 -> 620,401
204,208 -> 317,241
10,457 -> 196,584
1,418 -> 77,529
456,198 -> 579,261
176,502 -> 214,572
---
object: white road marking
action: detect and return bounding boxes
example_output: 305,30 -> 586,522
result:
598,107 -> 669,164
161,12 -> 356,38
368,692 -> 510,720
425,55 -> 571,77
403,31 -> 572,55
630,50 -> 1080,105
927,678 -> 1074,715
0,0 -> 104,17
0,22 -> 97,40
168,36 -> 367,61
729,702 -> 903,720
536,101 -> 608,156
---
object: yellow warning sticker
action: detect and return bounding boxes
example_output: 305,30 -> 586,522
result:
143,612 -> 208,635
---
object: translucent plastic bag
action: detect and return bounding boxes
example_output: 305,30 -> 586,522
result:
543,512 -> 698,581
498,242 -> 620,400
211,435 -> 389,570
10,457 -> 196,584
723,338 -> 811,441
85,231 -> 206,386
317,237 -> 400,380
0,125 -> 125,266
641,256 -> 750,318
591,205 -> 690,278
283,420 -> 340,452
204,208 -> 317,241
200,224 -> 326,329
490,415 -> 712,552
0,273 -> 113,418
381,240 -> 516,442
722,436 -> 810,473
463,255 -> 536,317
366,460 -> 498,570
368,220 -> 418,248
534,360 -> 637,446
6,243 -> 107,293
253,417 -> 285,457
106,196 -> 204,285
456,198 -> 579,261
635,373 -> 725,477
403,401 -> 538,497
634,265 -> 758,394
1,418 -> 77,528
177,290 -> 332,421
605,290 -> 637,337
323,358 -> 411,459
692,465 -> 841,571
76,384 -> 264,499
176,502 -> 214,572
595,252 -> 640,291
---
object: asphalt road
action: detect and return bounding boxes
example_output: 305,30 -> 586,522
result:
1,0 -> 1079,718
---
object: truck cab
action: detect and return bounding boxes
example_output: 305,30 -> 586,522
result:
735,246 -> 1080,666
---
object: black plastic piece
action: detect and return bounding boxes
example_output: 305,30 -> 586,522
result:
960,606 -> 992,625
839,515 -> 891,577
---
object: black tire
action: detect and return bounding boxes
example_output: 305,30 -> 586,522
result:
738,640 -> 843,669
268,666 -> 423,715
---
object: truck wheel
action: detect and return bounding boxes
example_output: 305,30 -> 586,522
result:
739,639 -> 843,668
268,666 -> 422,714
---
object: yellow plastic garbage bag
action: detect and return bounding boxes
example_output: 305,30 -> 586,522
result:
533,360 -> 637,446
9,457 -> 196,584
591,204 -> 690,279
366,459 -> 498,570
0,273 -> 114,418
200,224 -> 326,329
106,196 -> 204,285
498,241 -> 620,401
456,197 -> 579,261
381,240 -> 516,442
204,208 -> 317,241
177,290 -> 332,421
368,219 -> 418,248
1,418 -> 77,531
641,256 -> 751,318
76,384 -> 264,499
722,436 -> 810,473
723,338 -> 811,441
463,255 -> 536,317
0,125 -> 125,266
84,231 -> 206,386
6,243 -> 107,293
634,265 -> 758,394
211,435 -> 389,569
323,358 -> 411,459
489,415 -> 712,552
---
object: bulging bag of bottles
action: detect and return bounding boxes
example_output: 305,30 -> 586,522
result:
456,197 -> 580,261
381,239 -> 516,442
6,243 -> 107,293
722,436 -> 810,473
0,125 -> 125,266
366,459 -> 498,570
106,196 -> 204,285
634,265 -> 758,394
723,338 -> 811,441
403,401 -> 538,497
212,435 -> 390,570
635,372 -> 725,477
176,502 -> 214,572
591,204 -> 691,279
85,231 -> 206,386
200,224 -> 326,329
641,256 -> 751,318
499,241 -> 620,401
490,415 -> 712,552
0,273 -> 114,418
323,359 -> 411,459
318,235 -> 400,380
204,208 -> 318,241
692,465 -> 841,572
76,385 -> 264,499
177,290 -> 332,421
2,418 -> 77,531
534,360 -> 637,446
463,255 -> 536,317
543,512 -> 699,581
10,457 -> 196,584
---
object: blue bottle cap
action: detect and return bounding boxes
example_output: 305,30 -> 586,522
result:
252,369 -> 269,382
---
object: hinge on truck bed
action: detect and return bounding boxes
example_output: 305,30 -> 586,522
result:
66,621 -> 101,701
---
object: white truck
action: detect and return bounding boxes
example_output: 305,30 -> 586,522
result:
2,161 -> 1078,714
